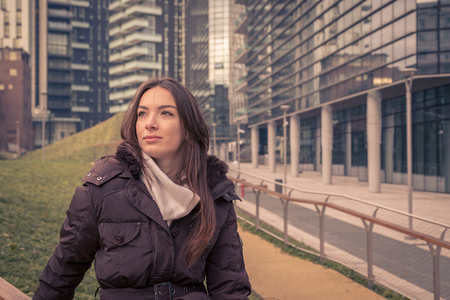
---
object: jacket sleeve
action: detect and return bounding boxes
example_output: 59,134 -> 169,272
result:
33,183 -> 99,300
206,201 -> 251,300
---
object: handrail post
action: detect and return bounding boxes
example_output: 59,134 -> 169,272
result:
255,189 -> 261,231
362,208 -> 378,288
315,196 -> 329,262
284,199 -> 289,244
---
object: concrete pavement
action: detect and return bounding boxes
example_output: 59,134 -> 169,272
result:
230,162 -> 450,226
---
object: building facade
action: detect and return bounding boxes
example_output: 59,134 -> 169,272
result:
0,0 -> 34,156
33,0 -> 111,148
233,0 -> 450,193
108,0 -> 183,113
0,48 -> 34,156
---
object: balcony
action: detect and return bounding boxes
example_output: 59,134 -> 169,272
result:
109,74 -> 148,88
71,84 -> 90,91
109,60 -> 162,75
48,22 -> 71,31
109,5 -> 162,24
235,45 -> 248,64
72,20 -> 89,28
71,63 -> 89,70
109,0 -> 141,11
109,46 -> 149,63
109,0 -> 127,11
48,9 -> 72,18
122,18 -> 149,33
71,0 -> 89,7
110,33 -> 162,50
72,42 -> 89,49
109,88 -> 136,101
48,0 -> 70,4
235,13 -> 248,34
109,26 -> 123,37
235,75 -> 248,93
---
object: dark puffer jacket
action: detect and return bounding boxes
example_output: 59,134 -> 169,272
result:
33,142 -> 251,300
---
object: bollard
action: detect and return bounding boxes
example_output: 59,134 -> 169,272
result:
240,184 -> 245,197
275,179 -> 283,194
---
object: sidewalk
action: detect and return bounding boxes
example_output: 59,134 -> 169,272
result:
233,162 -> 450,299
233,162 -> 450,226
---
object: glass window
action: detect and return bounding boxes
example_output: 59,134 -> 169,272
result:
417,8 -> 437,30
417,31 -> 438,52
381,5 -> 393,24
440,52 -> 450,73
418,53 -> 438,74
440,30 -> 450,51
406,12 -> 416,34
393,17 -> 406,40
440,7 -> 450,28
393,0 -> 406,19
393,39 -> 405,61
382,24 -> 393,44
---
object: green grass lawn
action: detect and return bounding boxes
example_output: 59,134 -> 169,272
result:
0,160 -> 98,298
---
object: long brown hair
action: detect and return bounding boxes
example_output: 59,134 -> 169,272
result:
121,77 -> 215,266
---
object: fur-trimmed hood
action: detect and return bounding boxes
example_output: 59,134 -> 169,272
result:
115,140 -> 232,197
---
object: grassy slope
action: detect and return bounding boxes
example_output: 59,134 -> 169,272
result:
22,113 -> 124,163
0,113 -> 124,298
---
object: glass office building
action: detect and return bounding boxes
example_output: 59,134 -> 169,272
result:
234,0 -> 450,193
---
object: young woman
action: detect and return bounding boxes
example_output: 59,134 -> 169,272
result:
33,78 -> 251,299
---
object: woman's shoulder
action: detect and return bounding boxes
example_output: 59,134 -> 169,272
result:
82,156 -> 128,187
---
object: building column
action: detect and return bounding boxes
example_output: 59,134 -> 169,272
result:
268,121 -> 276,173
367,91 -> 382,193
290,114 -> 300,177
321,105 -> 333,184
315,119 -> 321,171
345,119 -> 352,175
251,126 -> 259,168
384,114 -> 394,183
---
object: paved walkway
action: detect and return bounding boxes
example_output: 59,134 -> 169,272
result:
239,226 -> 385,300
232,162 -> 450,226
232,162 -> 450,299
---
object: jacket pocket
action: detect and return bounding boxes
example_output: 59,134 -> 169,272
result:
99,222 -> 142,249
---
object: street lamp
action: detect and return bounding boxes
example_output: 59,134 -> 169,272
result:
41,92 -> 47,161
281,105 -> 290,194
212,123 -> 217,156
16,121 -> 21,158
400,67 -> 417,230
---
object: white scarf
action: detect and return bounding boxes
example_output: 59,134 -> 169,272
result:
140,152 -> 200,225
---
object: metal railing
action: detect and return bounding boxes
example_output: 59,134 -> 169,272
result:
228,168 -> 450,300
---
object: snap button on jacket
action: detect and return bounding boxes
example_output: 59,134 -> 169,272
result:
33,143 -> 251,300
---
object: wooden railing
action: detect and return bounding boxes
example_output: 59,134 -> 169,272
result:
0,277 -> 31,300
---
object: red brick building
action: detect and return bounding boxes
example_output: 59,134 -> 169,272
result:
0,48 -> 34,156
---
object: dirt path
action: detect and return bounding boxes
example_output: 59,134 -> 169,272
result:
239,226 -> 385,300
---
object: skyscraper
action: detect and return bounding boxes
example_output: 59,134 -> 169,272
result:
108,0 -> 184,113
33,0 -> 110,147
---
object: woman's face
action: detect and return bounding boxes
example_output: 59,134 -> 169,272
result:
136,86 -> 185,166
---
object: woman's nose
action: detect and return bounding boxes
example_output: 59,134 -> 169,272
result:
145,115 -> 159,130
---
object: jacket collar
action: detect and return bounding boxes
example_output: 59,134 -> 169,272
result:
115,140 -> 237,201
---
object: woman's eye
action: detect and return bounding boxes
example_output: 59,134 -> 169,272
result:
162,111 -> 174,116
138,111 -> 147,117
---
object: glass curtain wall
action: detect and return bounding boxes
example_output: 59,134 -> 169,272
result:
382,85 -> 450,193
